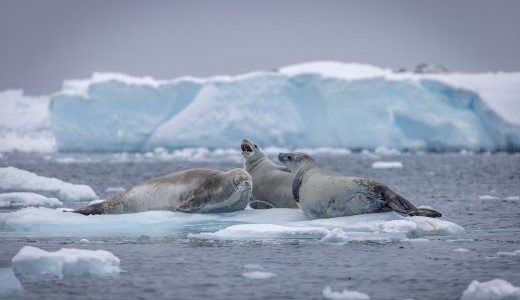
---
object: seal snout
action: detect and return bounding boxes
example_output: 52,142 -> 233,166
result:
236,179 -> 253,191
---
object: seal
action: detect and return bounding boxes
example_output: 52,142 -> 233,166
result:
74,168 -> 252,215
241,139 -> 296,209
277,152 -> 442,219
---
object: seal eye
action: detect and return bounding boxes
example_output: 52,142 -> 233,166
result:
254,144 -> 258,149
287,155 -> 292,161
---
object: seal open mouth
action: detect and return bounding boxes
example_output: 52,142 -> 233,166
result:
241,143 -> 253,153
241,139 -> 254,154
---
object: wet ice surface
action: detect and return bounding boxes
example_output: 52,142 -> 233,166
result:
0,153 -> 519,300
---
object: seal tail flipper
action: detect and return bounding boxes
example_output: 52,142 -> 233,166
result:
409,207 -> 442,218
74,202 -> 104,215
381,187 -> 442,218
249,200 -> 275,209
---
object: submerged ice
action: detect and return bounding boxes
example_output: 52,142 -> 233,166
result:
12,246 -> 121,278
0,207 -> 463,242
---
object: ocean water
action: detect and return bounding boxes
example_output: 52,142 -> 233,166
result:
0,152 -> 519,300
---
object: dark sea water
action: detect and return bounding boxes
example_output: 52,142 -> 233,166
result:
0,152 -> 519,300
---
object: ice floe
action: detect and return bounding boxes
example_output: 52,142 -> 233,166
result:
0,268 -> 23,296
12,246 -> 120,278
322,286 -> 370,300
242,271 -> 277,279
0,207 -> 464,241
461,279 -> 520,300
0,192 -> 63,208
371,161 -> 403,169
0,167 -> 97,202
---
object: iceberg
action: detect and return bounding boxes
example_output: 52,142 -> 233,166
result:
0,167 -> 97,202
461,279 -> 520,300
1,62 -> 519,152
0,207 -> 464,241
0,192 -> 63,208
0,90 -> 55,153
44,62 -> 520,152
12,246 -> 121,278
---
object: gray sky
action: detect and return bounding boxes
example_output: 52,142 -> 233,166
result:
1,0 -> 520,94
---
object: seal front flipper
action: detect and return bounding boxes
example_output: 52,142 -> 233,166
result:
273,165 -> 291,173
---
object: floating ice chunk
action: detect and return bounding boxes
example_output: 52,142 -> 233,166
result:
479,195 -> 500,200
0,268 -> 23,295
461,279 -> 520,300
105,187 -> 125,193
0,192 -> 63,208
12,246 -> 120,278
495,250 -> 520,258
79,239 -> 90,243
242,271 -> 277,279
371,161 -> 403,169
323,286 -> 370,300
505,196 -> 519,201
0,167 -> 97,201
453,248 -> 470,252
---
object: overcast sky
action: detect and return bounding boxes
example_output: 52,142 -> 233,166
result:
1,0 -> 520,94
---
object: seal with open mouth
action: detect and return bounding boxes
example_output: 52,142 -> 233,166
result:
74,168 -> 252,215
241,139 -> 297,209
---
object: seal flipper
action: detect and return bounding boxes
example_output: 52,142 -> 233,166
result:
380,186 -> 442,218
249,200 -> 275,209
74,202 -> 104,215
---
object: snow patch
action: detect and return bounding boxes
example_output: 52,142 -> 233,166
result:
12,246 -> 120,278
461,279 -> 520,300
0,167 -> 97,201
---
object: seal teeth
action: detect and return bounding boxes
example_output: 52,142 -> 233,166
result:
241,143 -> 253,152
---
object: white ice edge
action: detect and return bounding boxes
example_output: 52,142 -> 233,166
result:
0,207 -> 464,241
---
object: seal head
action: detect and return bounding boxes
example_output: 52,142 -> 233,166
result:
278,152 -> 316,171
